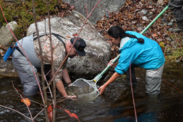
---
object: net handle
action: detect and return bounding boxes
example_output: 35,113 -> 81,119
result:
93,5 -> 169,83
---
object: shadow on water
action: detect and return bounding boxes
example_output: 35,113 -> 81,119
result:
0,62 -> 183,122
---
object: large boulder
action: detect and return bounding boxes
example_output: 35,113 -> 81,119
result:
27,10 -> 111,77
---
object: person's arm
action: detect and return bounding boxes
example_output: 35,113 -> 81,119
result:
56,80 -> 68,97
98,72 -> 121,95
62,69 -> 72,86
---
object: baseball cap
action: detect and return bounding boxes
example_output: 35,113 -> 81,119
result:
70,37 -> 86,56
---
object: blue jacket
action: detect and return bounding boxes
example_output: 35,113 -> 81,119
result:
115,31 -> 165,74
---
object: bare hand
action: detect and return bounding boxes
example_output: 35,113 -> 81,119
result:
107,59 -> 114,66
98,85 -> 106,95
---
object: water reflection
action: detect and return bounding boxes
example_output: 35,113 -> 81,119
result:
0,62 -> 183,121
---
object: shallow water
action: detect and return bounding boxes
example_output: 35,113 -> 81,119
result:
0,62 -> 183,122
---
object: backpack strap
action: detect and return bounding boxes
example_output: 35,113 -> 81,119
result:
33,33 -> 66,48
15,33 -> 67,57
16,45 -> 25,57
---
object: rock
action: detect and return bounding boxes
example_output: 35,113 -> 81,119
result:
166,37 -> 172,42
142,16 -> 149,22
157,0 -> 164,5
62,0 -> 126,24
0,21 -> 18,47
168,28 -> 182,32
27,10 -> 111,77
138,9 -> 148,16
0,59 -> 18,78
137,27 -> 143,31
168,22 -> 173,26
175,60 -> 180,63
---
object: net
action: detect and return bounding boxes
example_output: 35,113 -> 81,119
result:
66,56 -> 120,102
66,78 -> 99,102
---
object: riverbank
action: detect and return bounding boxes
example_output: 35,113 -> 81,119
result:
95,0 -> 183,62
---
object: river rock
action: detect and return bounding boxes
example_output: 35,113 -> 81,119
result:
27,10 -> 111,77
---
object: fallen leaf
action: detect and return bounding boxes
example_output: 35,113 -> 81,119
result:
66,35 -> 71,38
21,98 -> 31,106
153,33 -> 158,37
56,105 -> 80,122
159,42 -> 165,48
47,105 -> 53,121
63,109 -> 80,122
72,33 -> 78,37
157,38 -> 163,42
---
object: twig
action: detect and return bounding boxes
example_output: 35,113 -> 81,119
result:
11,81 -> 34,122
97,4 -> 103,8
56,98 -> 67,104
33,107 -> 46,120
32,0 -> 49,121
0,104 -> 31,120
85,4 -> 88,16
129,62 -> 138,122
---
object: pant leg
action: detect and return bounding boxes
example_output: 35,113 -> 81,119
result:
12,49 -> 41,97
126,64 -> 137,86
145,64 -> 164,95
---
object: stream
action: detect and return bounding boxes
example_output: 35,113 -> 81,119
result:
0,62 -> 183,122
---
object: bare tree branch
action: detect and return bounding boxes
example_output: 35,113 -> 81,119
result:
32,0 -> 49,121
12,81 -> 34,122
0,105 -> 31,120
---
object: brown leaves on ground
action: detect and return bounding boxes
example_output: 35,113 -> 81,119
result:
95,0 -> 183,59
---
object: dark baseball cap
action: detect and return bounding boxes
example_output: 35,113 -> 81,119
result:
70,37 -> 86,56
